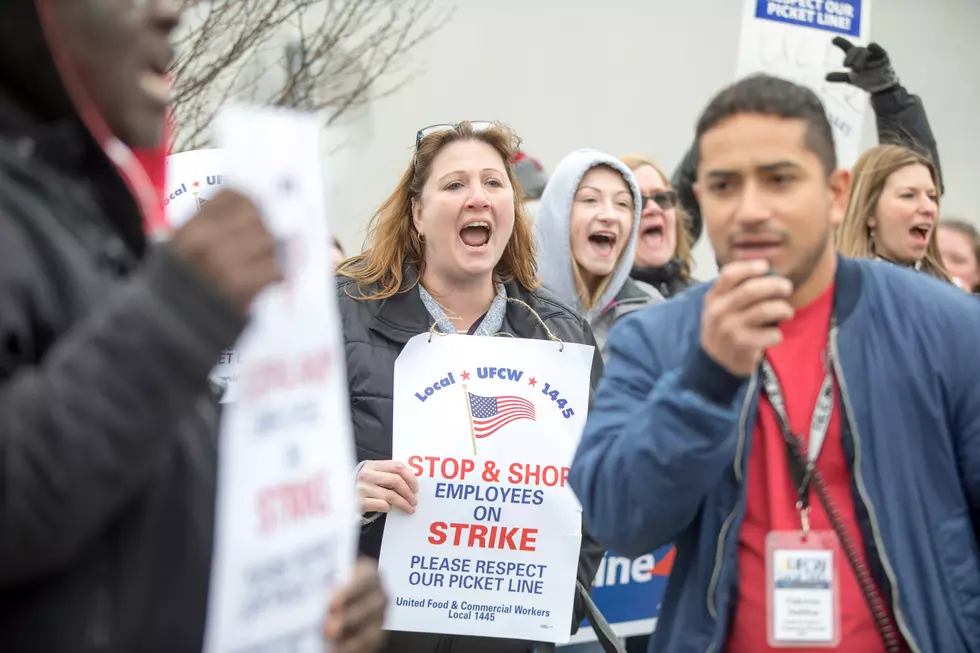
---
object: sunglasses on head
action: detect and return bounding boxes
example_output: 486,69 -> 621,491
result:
641,190 -> 678,210
413,121 -> 516,168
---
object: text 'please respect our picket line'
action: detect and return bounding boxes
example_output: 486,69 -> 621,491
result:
407,555 -> 549,593
756,0 -> 861,37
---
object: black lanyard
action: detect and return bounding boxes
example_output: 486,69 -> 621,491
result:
759,320 -> 836,533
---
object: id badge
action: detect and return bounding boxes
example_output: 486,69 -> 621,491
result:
766,530 -> 841,648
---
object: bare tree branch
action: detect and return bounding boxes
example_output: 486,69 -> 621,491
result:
169,0 -> 454,152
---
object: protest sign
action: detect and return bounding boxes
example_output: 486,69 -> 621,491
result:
379,333 -> 595,643
203,106 -> 357,653
163,148 -> 240,402
736,0 -> 873,167
163,148 -> 226,229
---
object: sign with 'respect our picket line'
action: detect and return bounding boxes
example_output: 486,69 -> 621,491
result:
736,0 -> 873,168
380,333 -> 596,643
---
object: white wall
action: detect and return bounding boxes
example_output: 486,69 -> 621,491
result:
323,0 -> 980,277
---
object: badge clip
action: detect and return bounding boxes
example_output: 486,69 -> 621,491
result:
796,500 -> 811,541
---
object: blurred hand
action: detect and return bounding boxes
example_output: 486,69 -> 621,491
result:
323,559 -> 388,653
170,190 -> 283,311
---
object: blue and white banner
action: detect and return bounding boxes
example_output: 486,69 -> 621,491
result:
755,0 -> 862,37
564,547 -> 675,644
736,0 -> 873,168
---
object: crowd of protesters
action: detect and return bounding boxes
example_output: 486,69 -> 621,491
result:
0,2 -> 977,653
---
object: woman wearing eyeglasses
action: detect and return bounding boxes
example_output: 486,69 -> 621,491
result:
336,121 -> 606,653
533,150 -> 663,361
620,155 -> 697,298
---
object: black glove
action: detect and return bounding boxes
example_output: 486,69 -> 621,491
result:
825,37 -> 899,95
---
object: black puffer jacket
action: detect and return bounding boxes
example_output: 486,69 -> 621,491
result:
337,270 -> 605,653
0,3 -> 245,652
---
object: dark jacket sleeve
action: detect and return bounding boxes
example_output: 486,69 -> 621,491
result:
0,220 -> 246,584
950,294 -> 980,538
872,85 -> 944,192
570,308 -> 746,558
569,321 -> 606,633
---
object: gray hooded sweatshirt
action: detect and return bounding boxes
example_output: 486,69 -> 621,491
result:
534,149 -> 662,360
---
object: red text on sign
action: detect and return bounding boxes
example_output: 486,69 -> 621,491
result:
243,349 -> 332,402
507,463 -> 570,488
257,472 -> 329,534
408,456 -> 476,480
428,522 -> 538,552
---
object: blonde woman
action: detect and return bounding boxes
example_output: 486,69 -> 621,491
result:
837,144 -> 950,281
337,122 -> 607,653
533,150 -> 663,360
938,219 -> 980,292
621,155 -> 696,298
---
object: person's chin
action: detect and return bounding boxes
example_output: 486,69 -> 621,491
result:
906,246 -> 929,262
454,253 -> 498,279
117,105 -> 167,150
637,251 -> 671,269
582,261 -> 615,280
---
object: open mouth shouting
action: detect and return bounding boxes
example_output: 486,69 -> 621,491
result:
908,223 -> 932,248
459,219 -> 492,251
639,217 -> 666,251
588,230 -> 619,258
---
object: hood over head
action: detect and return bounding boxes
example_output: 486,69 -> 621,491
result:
0,0 -> 168,236
534,149 -> 643,323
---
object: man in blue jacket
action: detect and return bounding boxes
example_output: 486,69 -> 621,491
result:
570,73 -> 980,653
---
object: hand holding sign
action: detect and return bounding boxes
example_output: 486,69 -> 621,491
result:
825,37 -> 899,94
357,460 -> 419,515
203,106 -> 357,653
323,558 -> 389,653
379,334 -> 594,642
171,189 -> 283,312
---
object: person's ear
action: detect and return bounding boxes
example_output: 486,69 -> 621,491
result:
412,198 -> 424,237
827,168 -> 851,229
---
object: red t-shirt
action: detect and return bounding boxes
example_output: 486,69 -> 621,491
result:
725,284 -> 886,652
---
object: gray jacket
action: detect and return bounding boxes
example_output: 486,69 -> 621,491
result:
590,277 -> 662,357
533,149 -> 663,361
